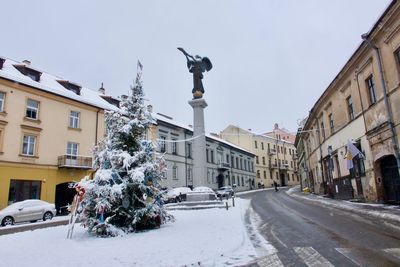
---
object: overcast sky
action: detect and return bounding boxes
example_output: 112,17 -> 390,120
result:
2,0 -> 390,134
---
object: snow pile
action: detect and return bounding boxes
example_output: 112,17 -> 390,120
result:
0,198 -> 258,267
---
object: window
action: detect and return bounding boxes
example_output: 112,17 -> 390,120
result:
240,158 -> 243,169
0,92 -> 5,112
320,122 -> 326,140
172,139 -> 177,155
261,142 -> 264,150
366,75 -> 377,105
8,180 -> 41,204
22,135 -> 36,156
173,166 -> 178,180
159,136 -> 166,153
69,111 -> 80,128
67,142 -> 78,158
256,156 -> 259,164
187,143 -> 192,158
257,170 -> 260,179
329,113 -> 334,134
206,149 -> 209,162
254,141 -> 258,149
263,170 -> 266,179
346,96 -> 354,121
66,142 -> 79,165
26,99 -> 39,120
292,174 -> 295,181
262,156 -> 265,165
231,156 -> 234,168
241,176 -> 244,186
210,150 -> 214,163
226,154 -> 230,164
236,157 -> 239,169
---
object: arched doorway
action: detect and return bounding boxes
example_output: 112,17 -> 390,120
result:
217,174 -> 224,188
55,182 -> 76,215
380,155 -> 400,204
280,173 -> 286,186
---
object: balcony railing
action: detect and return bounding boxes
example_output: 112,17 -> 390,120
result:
270,163 -> 278,169
217,162 -> 230,170
268,149 -> 276,155
281,164 -> 289,170
58,155 -> 93,169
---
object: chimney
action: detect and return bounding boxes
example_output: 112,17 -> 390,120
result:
98,82 -> 106,95
274,123 -> 279,130
22,60 -> 31,66
147,105 -> 153,113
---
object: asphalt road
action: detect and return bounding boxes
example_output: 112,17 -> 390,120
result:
242,188 -> 400,267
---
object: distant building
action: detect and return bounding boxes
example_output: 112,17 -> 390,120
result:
0,57 -> 116,211
151,114 -> 256,191
220,125 -> 299,188
264,123 -> 296,143
295,0 -> 400,203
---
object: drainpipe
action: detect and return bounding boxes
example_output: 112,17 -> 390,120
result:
185,131 -> 188,187
95,109 -> 100,144
361,34 -> 400,177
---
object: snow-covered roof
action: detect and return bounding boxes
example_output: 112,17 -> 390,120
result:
0,57 -> 118,111
153,114 -> 255,156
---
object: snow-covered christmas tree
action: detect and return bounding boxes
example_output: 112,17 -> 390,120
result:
78,64 -> 172,237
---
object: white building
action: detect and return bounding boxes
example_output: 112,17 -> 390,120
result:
153,113 -> 256,192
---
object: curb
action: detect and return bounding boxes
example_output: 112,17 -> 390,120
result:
286,189 -> 400,226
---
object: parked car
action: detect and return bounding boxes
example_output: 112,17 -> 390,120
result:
0,199 -> 57,226
216,186 -> 235,198
164,187 -> 192,203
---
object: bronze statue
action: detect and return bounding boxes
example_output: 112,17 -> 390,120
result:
178,48 -> 212,99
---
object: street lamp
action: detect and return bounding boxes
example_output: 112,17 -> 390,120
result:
361,34 -> 400,177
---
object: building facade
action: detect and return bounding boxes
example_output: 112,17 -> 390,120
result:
151,113 -> 256,192
220,125 -> 299,188
0,58 -> 116,211
295,0 -> 400,203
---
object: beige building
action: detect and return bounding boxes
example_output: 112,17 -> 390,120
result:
0,57 -> 116,211
220,125 -> 299,188
295,0 -> 400,203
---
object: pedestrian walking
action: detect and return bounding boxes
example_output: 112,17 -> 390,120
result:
274,181 -> 278,192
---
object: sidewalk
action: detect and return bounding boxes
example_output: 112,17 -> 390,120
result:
286,186 -> 400,226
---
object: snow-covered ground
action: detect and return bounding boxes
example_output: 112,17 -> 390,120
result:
0,198 -> 271,267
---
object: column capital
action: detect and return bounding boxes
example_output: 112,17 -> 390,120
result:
188,98 -> 208,109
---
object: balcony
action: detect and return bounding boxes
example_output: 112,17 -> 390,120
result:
270,163 -> 278,169
217,162 -> 230,171
292,154 -> 298,160
268,149 -> 276,156
281,163 -> 289,170
58,155 -> 93,169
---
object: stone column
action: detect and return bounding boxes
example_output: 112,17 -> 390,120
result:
188,98 -> 208,187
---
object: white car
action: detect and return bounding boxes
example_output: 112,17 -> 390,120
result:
0,199 -> 56,226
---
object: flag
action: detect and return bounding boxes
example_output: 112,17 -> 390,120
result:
137,60 -> 143,71
346,140 -> 363,170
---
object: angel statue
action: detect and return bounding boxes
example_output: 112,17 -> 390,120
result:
178,47 -> 212,99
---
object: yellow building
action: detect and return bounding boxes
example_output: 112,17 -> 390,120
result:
220,125 -> 299,188
295,0 -> 400,203
0,58 -> 116,211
